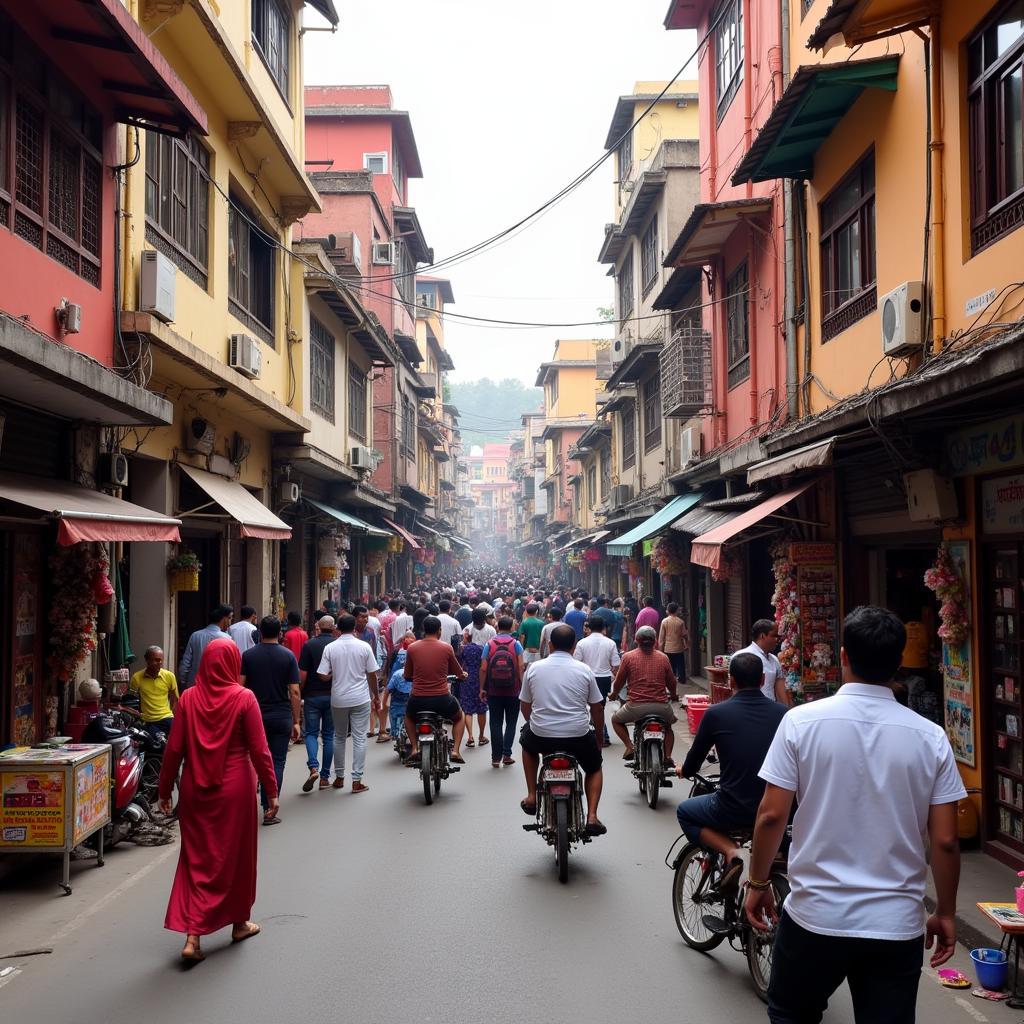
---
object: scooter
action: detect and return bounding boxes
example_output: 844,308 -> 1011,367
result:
523,751 -> 591,883
81,711 -> 150,848
629,715 -> 674,809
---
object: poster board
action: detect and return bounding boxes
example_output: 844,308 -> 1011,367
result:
942,541 -> 975,767
792,543 -> 840,697
0,767 -> 64,846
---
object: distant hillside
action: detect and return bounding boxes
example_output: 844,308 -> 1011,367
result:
448,378 -> 542,449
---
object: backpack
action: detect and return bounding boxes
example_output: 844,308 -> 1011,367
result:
486,637 -> 519,691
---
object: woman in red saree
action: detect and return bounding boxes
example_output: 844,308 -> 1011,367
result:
158,638 -> 278,962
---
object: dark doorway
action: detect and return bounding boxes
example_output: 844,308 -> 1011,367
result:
176,533 -> 222,661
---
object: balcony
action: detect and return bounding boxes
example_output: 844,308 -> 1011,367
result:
660,328 -> 712,419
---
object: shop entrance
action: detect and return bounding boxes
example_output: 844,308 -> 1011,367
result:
175,533 -> 222,661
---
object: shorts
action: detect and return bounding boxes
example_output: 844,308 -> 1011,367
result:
406,694 -> 463,722
675,791 -> 753,845
519,724 -> 603,776
612,701 -> 677,725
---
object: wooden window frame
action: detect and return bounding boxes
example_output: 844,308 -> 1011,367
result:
726,261 -> 750,389
642,374 -> 662,452
309,315 -> 335,422
618,251 -> 635,321
617,129 -> 633,182
641,215 -> 659,296
715,0 -> 744,121
587,463 -> 598,505
600,445 -> 611,498
621,404 -> 636,470
401,393 -> 416,458
251,0 -> 291,105
819,151 -> 876,337
228,193 -> 277,346
348,360 -> 368,442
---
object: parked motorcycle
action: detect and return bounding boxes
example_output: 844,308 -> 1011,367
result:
523,751 -> 591,883
629,715 -> 674,809
409,676 -> 462,805
665,771 -> 789,1002
81,712 -> 150,848
104,697 -> 166,806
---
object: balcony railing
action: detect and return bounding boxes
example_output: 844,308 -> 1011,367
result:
660,328 -> 712,419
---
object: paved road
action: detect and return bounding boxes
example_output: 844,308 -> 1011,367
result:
0,728 -> 1011,1024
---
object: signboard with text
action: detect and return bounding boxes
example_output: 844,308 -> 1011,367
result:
942,541 -> 975,767
0,770 -> 65,847
947,414 -> 1024,477
982,475 -> 1024,535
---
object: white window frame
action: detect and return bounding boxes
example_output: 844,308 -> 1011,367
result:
363,152 -> 388,175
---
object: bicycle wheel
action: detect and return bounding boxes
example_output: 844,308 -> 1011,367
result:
555,800 -> 570,884
421,747 -> 433,805
647,745 -> 662,810
140,755 -> 161,806
747,874 -> 790,1002
672,845 -> 727,950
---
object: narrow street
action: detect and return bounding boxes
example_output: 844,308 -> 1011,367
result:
0,733 -> 1003,1024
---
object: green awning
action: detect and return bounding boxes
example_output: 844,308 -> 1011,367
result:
306,498 -> 390,536
606,493 -> 704,556
732,56 -> 899,185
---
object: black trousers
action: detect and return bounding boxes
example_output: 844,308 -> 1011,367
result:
768,912 -> 923,1024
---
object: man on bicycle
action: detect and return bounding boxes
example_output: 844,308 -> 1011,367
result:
403,615 -> 468,766
674,652 -> 786,892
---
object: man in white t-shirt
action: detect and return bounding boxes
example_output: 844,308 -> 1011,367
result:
745,605 -> 964,1022
573,615 -> 621,746
737,619 -> 791,706
390,603 -> 414,646
228,604 -> 258,654
437,600 -> 462,649
519,624 -> 606,835
317,613 -> 379,794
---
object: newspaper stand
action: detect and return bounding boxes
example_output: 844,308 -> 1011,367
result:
0,744 -> 110,894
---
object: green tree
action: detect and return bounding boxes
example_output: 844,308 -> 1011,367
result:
448,378 -> 542,448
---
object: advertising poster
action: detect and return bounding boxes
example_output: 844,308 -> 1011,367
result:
73,752 -> 109,845
0,769 -> 65,847
942,541 -> 975,767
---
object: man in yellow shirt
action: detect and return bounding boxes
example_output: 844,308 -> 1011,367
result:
130,645 -> 179,738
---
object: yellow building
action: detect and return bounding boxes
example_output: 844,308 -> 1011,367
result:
118,0 -> 337,663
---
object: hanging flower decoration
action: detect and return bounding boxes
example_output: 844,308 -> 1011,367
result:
583,545 -> 602,562
711,553 -> 742,583
924,544 -> 969,649
771,542 -> 801,686
651,535 -> 687,576
48,544 -> 107,683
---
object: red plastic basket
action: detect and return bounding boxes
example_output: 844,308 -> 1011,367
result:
685,696 -> 710,734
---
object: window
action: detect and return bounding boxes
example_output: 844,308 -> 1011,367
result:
641,215 -> 659,295
0,28 -> 103,287
392,143 -> 403,194
642,374 -> 662,451
600,446 -> 611,498
309,315 -> 335,421
548,371 -> 559,407
348,361 -> 368,440
618,251 -> 635,321
587,464 -> 598,504
969,2 -> 1024,252
819,152 -> 876,338
396,239 -> 415,308
364,152 -> 388,175
401,393 -> 415,456
145,131 -> 210,286
617,129 -> 633,182
726,262 -> 750,388
621,405 -> 636,470
229,194 -> 277,344
715,0 -> 744,119
252,0 -> 290,100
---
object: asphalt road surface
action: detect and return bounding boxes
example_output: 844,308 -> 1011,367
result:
0,729 -> 1011,1024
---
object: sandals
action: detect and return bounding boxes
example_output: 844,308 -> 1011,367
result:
718,857 -> 744,893
450,753 -> 466,764
520,799 -> 538,816
478,737 -> 490,746
262,814 -> 281,826
375,734 -> 390,744
502,756 -> 515,766
231,922 -> 261,944
466,738 -> 475,747
585,820 -> 608,836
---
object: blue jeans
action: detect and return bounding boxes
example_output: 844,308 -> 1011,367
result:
389,700 -> 408,739
303,695 -> 334,779
488,695 -> 520,758
145,717 -> 174,741
261,707 -> 293,811
675,791 -> 752,845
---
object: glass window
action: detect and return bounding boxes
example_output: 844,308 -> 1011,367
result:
348,361 -> 368,441
643,374 -> 662,452
364,152 -> 387,175
621,405 -> 636,470
715,0 -> 744,119
252,0 -> 290,99
641,215 -> 659,295
309,316 -> 335,421
726,262 -> 750,388
618,251 -> 635,321
229,195 -> 277,344
617,129 -> 633,181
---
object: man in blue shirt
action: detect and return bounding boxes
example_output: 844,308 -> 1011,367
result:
178,604 -> 232,688
592,596 -> 617,636
563,598 -> 588,640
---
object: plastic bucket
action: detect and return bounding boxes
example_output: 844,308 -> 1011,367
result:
686,703 -> 709,735
970,948 -> 1008,991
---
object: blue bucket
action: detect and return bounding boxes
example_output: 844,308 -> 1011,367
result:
970,948 -> 1008,991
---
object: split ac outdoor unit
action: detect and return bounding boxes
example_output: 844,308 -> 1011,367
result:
610,484 -> 633,507
186,417 -> 216,455
611,336 -> 632,365
372,242 -> 395,265
278,480 -> 300,504
881,281 -> 924,357
228,333 -> 262,379
904,469 -> 958,522
99,451 -> 129,488
680,426 -> 701,467
330,231 -> 362,275
139,249 -> 176,323
349,444 -> 374,470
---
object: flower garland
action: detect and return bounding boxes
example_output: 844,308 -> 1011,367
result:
48,545 -> 107,683
711,553 -> 742,583
771,543 -> 801,687
651,535 -> 687,576
924,544 -> 969,649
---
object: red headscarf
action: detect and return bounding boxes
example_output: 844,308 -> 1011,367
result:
180,637 -> 251,789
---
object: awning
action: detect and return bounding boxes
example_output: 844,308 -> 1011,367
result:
450,536 -> 472,551
382,517 -> 424,551
0,472 -> 181,546
732,57 -> 899,185
672,505 -> 740,538
746,437 -> 837,485
690,482 -> 815,571
305,498 -> 389,536
664,198 -> 773,268
305,0 -> 340,27
606,493 -> 704,556
179,465 -> 291,541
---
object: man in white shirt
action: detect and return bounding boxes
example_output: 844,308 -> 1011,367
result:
574,616 -> 621,746
519,624 -> 607,835
390,602 -> 414,646
228,604 -> 258,654
437,599 -> 462,649
737,619 -> 791,706
539,607 -> 564,658
317,613 -> 379,794
745,605 -> 964,1022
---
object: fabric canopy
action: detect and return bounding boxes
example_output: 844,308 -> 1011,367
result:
690,482 -> 815,571
0,471 -> 181,545
606,493 -> 704,556
746,436 -> 836,485
449,536 -> 472,551
179,465 -> 291,541
382,517 -> 424,551
305,498 -> 389,536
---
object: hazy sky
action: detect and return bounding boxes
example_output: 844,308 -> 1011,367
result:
304,1 -> 698,388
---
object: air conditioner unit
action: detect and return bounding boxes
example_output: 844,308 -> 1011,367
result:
330,231 -> 362,275
611,336 -> 633,366
610,483 -> 633,507
349,444 -> 374,470
881,281 -> 925,357
680,426 -> 702,467
99,451 -> 129,488
139,249 -> 176,323
904,469 -> 958,522
372,242 -> 395,265
278,480 -> 300,504
185,416 -> 216,455
228,333 -> 262,379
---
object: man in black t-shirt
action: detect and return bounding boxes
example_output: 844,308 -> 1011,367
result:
241,616 -> 300,824
298,616 -> 338,792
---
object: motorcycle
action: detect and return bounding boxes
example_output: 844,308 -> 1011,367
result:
409,675 -> 462,805
665,771 -> 790,1002
629,714 -> 674,809
81,711 -> 151,849
104,696 -> 166,806
523,751 -> 591,883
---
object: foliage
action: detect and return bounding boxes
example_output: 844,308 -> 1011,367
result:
447,377 -> 542,449
924,544 -> 969,649
597,305 -> 614,322
167,549 -> 201,572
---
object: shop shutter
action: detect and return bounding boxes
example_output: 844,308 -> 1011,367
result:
725,576 -> 745,654
0,405 -> 68,478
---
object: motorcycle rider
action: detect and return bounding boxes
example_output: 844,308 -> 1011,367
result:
674,651 -> 787,892
519,624 -> 607,836
608,625 -> 678,763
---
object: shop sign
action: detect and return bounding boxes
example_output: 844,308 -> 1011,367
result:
981,474 -> 1024,534
942,541 -> 975,767
72,752 -> 108,846
946,414 -> 1024,477
789,542 -> 835,565
0,770 -> 65,847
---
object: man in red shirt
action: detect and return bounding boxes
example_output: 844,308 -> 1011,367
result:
609,625 -> 678,762
282,610 -> 309,660
404,616 -> 468,765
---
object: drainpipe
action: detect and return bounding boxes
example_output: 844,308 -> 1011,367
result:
747,226 -> 758,426
928,18 -> 946,350
781,0 -> 799,419
742,0 -> 754,200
